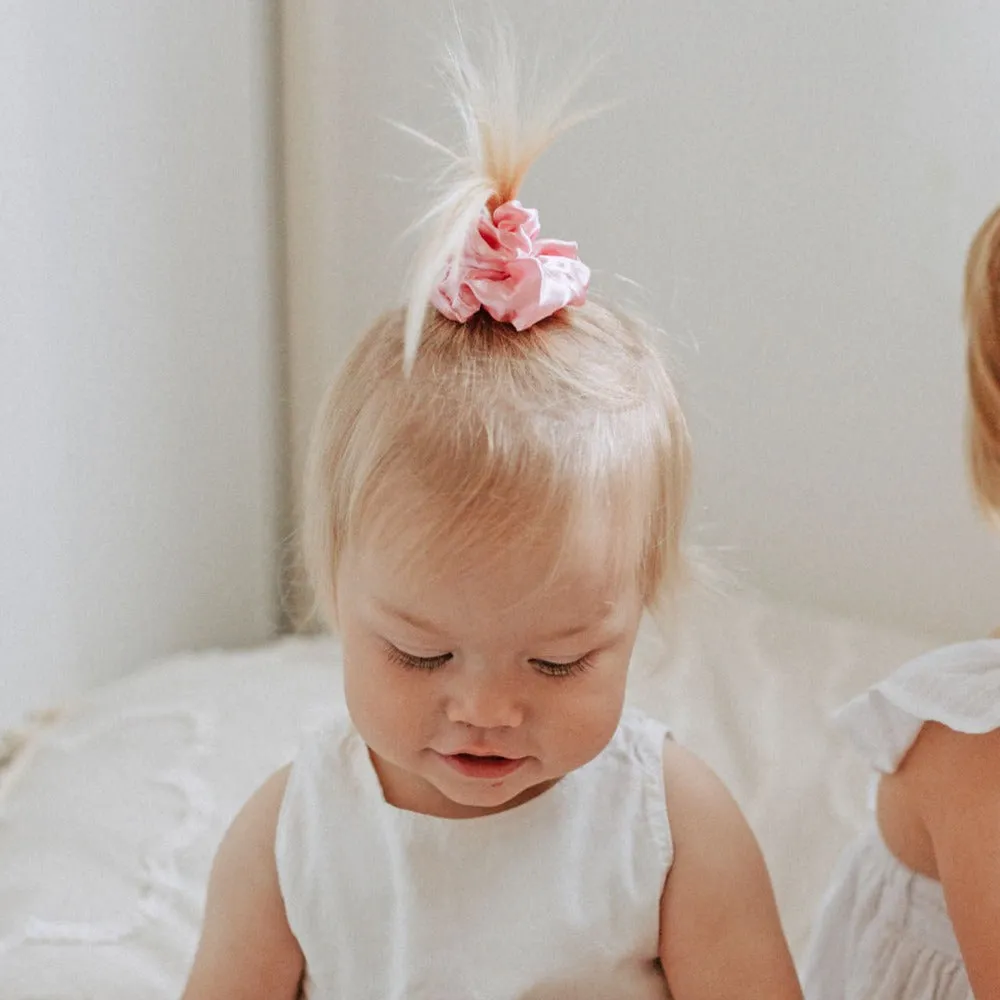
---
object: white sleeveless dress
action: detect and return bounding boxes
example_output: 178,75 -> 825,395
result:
275,707 -> 674,1000
803,639 -> 1000,1000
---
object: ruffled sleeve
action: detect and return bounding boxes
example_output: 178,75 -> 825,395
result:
836,640 -> 1000,773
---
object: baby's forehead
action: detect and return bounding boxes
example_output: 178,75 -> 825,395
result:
349,530 -> 636,632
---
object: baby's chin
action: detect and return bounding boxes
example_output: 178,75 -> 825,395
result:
427,768 -> 562,819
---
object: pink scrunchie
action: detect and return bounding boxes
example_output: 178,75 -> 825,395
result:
431,200 -> 590,330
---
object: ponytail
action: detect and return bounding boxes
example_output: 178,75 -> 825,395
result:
401,29 -> 592,372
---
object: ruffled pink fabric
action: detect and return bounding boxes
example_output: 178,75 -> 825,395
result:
431,200 -> 589,330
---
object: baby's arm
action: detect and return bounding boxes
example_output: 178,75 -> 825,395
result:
181,766 -> 304,1000
895,722 -> 1000,997
658,742 -> 803,1000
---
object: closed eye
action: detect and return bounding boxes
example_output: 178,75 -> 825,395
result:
530,656 -> 594,679
385,644 -> 452,672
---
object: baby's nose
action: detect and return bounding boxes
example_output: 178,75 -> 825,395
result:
445,669 -> 524,730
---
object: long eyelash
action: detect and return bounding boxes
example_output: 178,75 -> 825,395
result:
385,644 -> 452,671
531,656 -> 594,679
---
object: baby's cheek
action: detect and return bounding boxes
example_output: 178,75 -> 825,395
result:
549,681 -> 625,764
580,673 -> 629,738
348,662 -> 429,744
342,655 -> 389,731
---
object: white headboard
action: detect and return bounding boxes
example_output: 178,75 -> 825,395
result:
281,0 -> 1000,641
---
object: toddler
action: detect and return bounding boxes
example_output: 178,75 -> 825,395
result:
803,204 -> 1000,999
181,35 -> 802,1000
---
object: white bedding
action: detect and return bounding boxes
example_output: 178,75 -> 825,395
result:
0,591 -> 934,997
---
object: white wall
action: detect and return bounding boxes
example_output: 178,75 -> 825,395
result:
283,0 -> 1000,640
1,2 -> 280,729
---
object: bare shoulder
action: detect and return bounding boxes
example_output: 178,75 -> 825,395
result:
890,724 -> 1000,995
182,764 -> 304,1000
880,722 -> 1000,880
660,741 -> 776,921
898,721 -> 1000,793
658,741 -> 802,999
211,765 -> 296,904
660,740 -> 744,845
890,722 -> 1000,855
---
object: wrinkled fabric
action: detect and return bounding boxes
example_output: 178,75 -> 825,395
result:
431,200 -> 589,329
803,639 -> 1000,999
804,831 -> 971,1000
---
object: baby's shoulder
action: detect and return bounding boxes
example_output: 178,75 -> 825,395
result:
879,722 -> 1000,887
660,740 -> 748,848
182,765 -> 302,998
658,741 -> 801,994
897,721 -> 1000,792
218,765 -> 293,884
658,739 -> 765,892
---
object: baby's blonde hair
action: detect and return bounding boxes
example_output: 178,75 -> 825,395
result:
965,205 -> 1000,518
301,31 -> 690,628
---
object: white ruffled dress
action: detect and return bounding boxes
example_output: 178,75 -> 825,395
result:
803,639 -> 1000,1000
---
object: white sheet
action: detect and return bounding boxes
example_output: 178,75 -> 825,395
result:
0,591 -> 934,995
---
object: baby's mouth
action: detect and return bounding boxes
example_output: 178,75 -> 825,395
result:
439,751 -> 527,780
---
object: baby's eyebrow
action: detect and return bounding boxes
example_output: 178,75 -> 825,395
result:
541,622 -> 598,641
539,604 -> 619,642
373,600 -> 445,635
373,599 -> 621,642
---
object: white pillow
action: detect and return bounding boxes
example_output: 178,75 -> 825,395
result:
0,594 -> 932,996
0,638 -> 342,998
